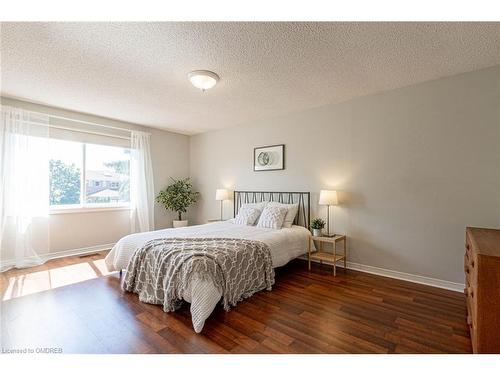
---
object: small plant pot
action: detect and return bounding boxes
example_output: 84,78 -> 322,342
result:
173,220 -> 188,228
312,228 -> 322,237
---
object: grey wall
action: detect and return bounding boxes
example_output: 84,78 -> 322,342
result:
1,97 -> 190,258
190,66 -> 500,284
3,66 -> 499,283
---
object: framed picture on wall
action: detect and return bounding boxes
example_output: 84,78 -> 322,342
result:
253,144 -> 285,171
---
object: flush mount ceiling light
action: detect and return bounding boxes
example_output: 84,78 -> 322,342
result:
188,70 -> 220,91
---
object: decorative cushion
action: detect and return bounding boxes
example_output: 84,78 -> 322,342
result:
234,207 -> 262,226
256,205 -> 288,229
267,202 -> 299,228
240,201 -> 268,211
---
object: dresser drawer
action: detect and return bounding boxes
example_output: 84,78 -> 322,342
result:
464,251 -> 477,287
466,279 -> 477,312
465,233 -> 474,255
465,227 -> 500,353
464,250 -> 475,271
466,283 -> 475,306
465,287 -> 472,322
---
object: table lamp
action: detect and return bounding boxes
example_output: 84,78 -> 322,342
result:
318,190 -> 338,237
215,189 -> 229,220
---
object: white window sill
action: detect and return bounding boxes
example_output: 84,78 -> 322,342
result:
49,205 -> 131,215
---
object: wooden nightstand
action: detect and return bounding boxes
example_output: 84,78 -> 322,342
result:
308,234 -> 347,276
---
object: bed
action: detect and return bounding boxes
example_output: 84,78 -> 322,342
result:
105,191 -> 311,333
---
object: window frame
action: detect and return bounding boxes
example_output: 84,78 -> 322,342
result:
49,141 -> 131,214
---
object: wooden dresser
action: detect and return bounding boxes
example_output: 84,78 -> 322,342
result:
465,227 -> 500,353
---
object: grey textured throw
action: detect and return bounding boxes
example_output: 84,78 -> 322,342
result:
122,237 -> 275,312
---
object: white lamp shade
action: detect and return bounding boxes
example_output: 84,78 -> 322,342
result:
215,189 -> 229,201
318,190 -> 338,205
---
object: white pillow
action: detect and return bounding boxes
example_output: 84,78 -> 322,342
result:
240,201 -> 268,211
234,207 -> 261,226
267,202 -> 299,228
256,205 -> 288,229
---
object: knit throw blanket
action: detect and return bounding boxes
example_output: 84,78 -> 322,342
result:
121,237 -> 275,312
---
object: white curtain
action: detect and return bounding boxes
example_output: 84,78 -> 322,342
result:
130,130 -> 155,233
0,106 -> 50,271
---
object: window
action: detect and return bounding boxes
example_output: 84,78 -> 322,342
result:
49,139 -> 82,206
85,144 -> 130,205
49,140 -> 130,209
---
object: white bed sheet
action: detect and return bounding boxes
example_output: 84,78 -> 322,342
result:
105,221 -> 310,271
105,221 -> 311,332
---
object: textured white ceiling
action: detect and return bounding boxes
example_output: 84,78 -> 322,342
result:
1,22 -> 500,134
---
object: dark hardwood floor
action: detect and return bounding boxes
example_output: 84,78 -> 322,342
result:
1,253 -> 471,354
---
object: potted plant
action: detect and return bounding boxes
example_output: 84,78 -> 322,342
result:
156,177 -> 200,228
310,218 -> 325,237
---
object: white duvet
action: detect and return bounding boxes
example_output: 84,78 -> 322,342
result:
105,221 -> 311,332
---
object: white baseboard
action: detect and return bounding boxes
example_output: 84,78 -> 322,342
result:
301,256 -> 465,292
0,243 -> 115,272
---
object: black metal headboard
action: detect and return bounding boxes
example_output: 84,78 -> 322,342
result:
233,191 -> 310,229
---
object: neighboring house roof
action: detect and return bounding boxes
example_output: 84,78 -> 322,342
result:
87,188 -> 120,198
86,170 -> 127,183
86,186 -> 115,195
